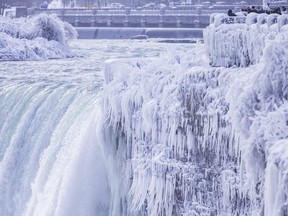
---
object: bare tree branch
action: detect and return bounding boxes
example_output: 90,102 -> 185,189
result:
0,0 -> 10,15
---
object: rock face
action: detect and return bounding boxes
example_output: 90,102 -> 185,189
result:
101,14 -> 288,216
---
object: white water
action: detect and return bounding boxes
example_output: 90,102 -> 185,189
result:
0,40 -> 192,216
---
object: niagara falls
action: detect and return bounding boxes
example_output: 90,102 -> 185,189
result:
1,0 -> 288,215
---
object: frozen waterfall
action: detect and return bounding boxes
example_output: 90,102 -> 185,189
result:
100,13 -> 288,216
1,10 -> 288,216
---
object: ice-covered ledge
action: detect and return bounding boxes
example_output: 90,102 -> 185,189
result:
204,13 -> 288,67
100,31 -> 288,215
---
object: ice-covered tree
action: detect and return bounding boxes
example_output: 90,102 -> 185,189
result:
0,0 -> 9,15
0,13 -> 77,61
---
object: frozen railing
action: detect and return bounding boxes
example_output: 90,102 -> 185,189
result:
204,13 -> 288,67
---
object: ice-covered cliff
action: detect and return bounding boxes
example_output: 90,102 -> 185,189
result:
0,14 -> 77,61
100,13 -> 288,216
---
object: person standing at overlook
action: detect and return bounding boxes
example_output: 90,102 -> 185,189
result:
228,9 -> 236,16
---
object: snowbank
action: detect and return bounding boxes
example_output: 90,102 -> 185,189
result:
100,19 -> 288,216
204,13 -> 288,67
0,14 -> 77,61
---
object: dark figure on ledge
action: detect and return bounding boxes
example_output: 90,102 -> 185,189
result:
250,5 -> 258,13
228,9 -> 236,16
265,6 -> 281,15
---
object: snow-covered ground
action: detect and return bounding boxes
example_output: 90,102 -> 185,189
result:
0,14 -> 77,61
100,13 -> 288,216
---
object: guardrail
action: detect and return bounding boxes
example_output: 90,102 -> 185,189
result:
28,8 -> 213,28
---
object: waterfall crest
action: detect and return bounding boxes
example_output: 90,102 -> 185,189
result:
0,82 -> 109,216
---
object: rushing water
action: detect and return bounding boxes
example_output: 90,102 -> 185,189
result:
0,40 -> 193,216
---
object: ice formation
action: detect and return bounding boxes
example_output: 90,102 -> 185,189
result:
204,13 -> 288,67
100,13 -> 288,216
0,14 -> 77,61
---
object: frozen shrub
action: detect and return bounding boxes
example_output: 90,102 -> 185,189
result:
18,14 -> 66,44
0,14 -> 77,61
0,16 -> 18,37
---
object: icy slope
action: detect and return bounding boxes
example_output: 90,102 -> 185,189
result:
100,32 -> 288,216
0,14 -> 77,61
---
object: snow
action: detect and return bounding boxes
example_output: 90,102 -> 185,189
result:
48,0 -> 63,9
0,14 -> 77,61
100,13 -> 288,216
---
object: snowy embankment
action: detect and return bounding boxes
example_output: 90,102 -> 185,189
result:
0,14 -> 77,61
99,13 -> 288,216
